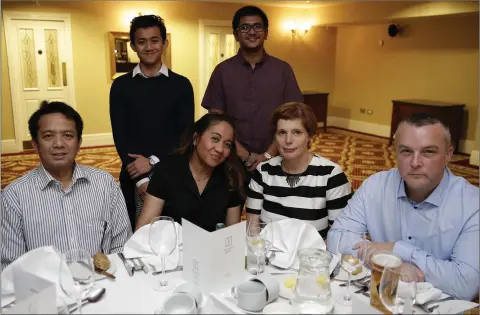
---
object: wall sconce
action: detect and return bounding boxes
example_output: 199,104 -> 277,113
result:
284,20 -> 312,37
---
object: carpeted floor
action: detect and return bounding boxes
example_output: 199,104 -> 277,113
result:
1,127 -> 478,190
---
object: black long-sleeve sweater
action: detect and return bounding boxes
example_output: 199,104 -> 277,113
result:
109,70 -> 194,183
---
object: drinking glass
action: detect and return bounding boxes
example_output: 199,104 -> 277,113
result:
379,266 -> 417,314
337,231 -> 362,306
246,217 -> 272,276
149,216 -> 177,291
59,249 -> 95,314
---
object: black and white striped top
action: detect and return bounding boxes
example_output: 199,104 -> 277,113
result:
1,164 -> 132,268
246,154 -> 353,238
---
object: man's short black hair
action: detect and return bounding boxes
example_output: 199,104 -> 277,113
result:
401,112 -> 450,130
232,6 -> 269,31
28,100 -> 84,142
130,14 -> 167,44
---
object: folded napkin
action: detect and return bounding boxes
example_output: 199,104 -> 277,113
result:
263,219 -> 326,270
397,281 -> 442,305
1,246 -> 76,307
122,222 -> 183,270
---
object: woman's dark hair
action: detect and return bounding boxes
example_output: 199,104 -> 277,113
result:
130,14 -> 167,43
28,100 -> 83,142
176,113 -> 245,197
232,5 -> 269,31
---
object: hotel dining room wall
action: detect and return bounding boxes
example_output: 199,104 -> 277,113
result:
1,1 -> 478,155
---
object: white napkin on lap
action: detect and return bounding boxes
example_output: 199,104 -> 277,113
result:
123,222 -> 183,270
1,246 -> 76,307
263,219 -> 326,270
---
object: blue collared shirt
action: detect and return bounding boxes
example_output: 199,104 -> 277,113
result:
327,167 -> 479,300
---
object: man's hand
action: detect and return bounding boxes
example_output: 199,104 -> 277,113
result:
398,262 -> 425,282
247,153 -> 267,172
137,182 -> 149,199
126,154 -> 152,179
354,241 -> 395,266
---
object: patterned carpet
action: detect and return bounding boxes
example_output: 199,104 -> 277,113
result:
1,127 -> 478,190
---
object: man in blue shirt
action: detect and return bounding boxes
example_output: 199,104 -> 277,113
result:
328,113 -> 479,300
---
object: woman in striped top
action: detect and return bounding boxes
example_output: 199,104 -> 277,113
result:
246,102 -> 353,238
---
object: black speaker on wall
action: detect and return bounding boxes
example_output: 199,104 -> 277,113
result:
388,24 -> 401,37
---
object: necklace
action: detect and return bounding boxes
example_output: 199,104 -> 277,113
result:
189,164 -> 211,182
281,160 -> 310,188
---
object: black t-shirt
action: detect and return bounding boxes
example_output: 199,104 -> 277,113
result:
147,154 -> 242,232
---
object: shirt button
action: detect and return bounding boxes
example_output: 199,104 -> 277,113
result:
413,206 -> 418,209
408,236 -> 412,240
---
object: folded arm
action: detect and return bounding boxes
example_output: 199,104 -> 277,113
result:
108,181 -> 133,253
393,210 -> 480,300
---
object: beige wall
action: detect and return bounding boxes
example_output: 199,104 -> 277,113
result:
332,14 -> 479,145
1,28 -> 15,140
1,1 -> 335,140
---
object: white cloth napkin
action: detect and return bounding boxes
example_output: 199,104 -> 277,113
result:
122,222 -> 183,270
414,282 -> 442,305
397,281 -> 442,305
263,219 -> 326,270
1,246 -> 76,307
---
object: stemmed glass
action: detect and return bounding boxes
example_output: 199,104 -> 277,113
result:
149,216 -> 177,291
357,232 -> 371,274
380,266 -> 417,314
246,217 -> 272,276
59,249 -> 95,314
337,231 -> 362,306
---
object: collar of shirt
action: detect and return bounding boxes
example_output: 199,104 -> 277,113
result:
234,49 -> 270,67
397,167 -> 450,207
132,63 -> 169,78
37,163 -> 90,191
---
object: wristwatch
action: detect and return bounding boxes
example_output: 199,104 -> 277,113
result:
263,152 -> 273,160
149,158 -> 155,166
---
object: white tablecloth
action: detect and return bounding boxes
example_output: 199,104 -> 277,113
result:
80,255 -> 459,314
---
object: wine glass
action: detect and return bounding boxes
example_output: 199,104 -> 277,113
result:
59,249 -> 95,314
246,217 -> 272,276
149,216 -> 177,291
337,231 -> 362,306
356,232 -> 371,273
379,266 -> 417,314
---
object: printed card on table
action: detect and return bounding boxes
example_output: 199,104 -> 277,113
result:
182,218 -> 246,293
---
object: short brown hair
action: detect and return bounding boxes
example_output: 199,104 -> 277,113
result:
271,102 -> 318,137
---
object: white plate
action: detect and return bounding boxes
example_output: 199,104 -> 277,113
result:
95,259 -> 117,280
437,300 -> 478,314
334,267 -> 369,282
278,275 -> 296,300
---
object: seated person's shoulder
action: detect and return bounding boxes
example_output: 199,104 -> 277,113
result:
78,165 -> 117,185
449,173 -> 479,208
257,156 -> 281,172
154,154 -> 184,173
3,166 -> 41,196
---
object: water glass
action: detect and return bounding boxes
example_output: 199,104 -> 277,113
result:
246,217 -> 272,276
149,216 -> 177,291
59,249 -> 94,314
379,266 -> 417,314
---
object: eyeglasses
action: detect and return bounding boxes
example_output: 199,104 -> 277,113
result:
237,23 -> 265,33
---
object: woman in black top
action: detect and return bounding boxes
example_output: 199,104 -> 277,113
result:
136,114 -> 245,232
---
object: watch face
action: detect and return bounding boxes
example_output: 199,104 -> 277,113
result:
149,158 -> 155,165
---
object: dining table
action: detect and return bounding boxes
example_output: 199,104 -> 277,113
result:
76,254 -> 477,314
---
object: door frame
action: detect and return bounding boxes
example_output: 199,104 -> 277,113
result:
197,19 -> 231,121
3,11 -> 77,153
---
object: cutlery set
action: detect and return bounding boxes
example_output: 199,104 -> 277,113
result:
117,253 -> 149,276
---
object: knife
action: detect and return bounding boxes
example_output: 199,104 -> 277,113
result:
117,253 -> 134,276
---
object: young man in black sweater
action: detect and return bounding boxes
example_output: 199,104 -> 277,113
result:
109,15 -> 194,229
